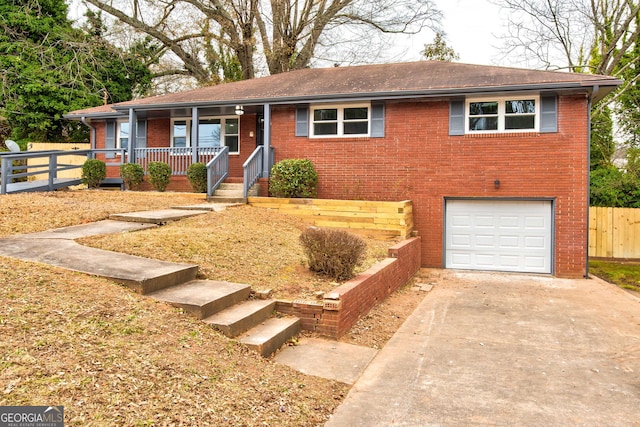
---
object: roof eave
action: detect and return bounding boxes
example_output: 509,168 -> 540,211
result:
63,111 -> 127,120
109,80 -> 621,112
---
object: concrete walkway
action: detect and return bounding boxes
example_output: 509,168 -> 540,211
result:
0,219 -> 200,293
326,270 -> 640,426
0,207 -> 220,293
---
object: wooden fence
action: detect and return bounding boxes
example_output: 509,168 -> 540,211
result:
589,206 -> 640,259
27,142 -> 90,180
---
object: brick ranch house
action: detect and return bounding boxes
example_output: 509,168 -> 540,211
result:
65,61 -> 621,278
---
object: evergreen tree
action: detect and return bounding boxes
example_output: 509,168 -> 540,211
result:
422,32 -> 459,62
0,0 -> 153,142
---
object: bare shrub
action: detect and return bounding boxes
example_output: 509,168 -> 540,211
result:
299,227 -> 367,281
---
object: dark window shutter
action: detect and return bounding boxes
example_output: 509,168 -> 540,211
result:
540,95 -> 558,133
295,107 -> 309,137
371,102 -> 385,138
105,120 -> 116,159
449,99 -> 465,136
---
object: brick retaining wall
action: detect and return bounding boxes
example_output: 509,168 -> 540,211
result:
275,236 -> 421,338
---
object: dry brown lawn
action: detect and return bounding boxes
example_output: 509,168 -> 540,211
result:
0,190 -> 425,426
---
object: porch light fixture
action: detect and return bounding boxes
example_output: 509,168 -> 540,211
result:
235,105 -> 245,115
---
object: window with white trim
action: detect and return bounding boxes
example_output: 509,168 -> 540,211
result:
116,122 -> 130,155
310,104 -> 370,137
117,122 -> 129,150
466,96 -> 539,133
170,117 -> 240,154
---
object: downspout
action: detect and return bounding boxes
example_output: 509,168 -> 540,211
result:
586,85 -> 599,278
81,116 -> 96,156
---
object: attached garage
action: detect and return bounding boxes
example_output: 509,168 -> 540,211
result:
445,199 -> 553,274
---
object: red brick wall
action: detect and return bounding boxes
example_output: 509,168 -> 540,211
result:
269,96 -> 590,278
275,236 -> 422,338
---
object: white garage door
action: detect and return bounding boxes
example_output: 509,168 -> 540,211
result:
445,200 -> 552,274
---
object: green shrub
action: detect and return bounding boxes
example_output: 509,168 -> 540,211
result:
269,159 -> 318,198
299,227 -> 367,281
147,161 -> 171,192
119,163 -> 145,190
81,159 -> 106,189
186,162 -> 207,193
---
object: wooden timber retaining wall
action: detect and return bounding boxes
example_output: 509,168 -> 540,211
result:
275,236 -> 422,338
248,197 -> 414,239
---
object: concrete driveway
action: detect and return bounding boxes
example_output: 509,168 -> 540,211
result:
326,270 -> 640,426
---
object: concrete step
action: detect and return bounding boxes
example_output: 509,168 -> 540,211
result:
149,280 -> 252,319
206,196 -> 247,204
215,189 -> 244,197
129,264 -> 200,295
207,182 -> 259,203
217,183 -> 243,190
239,317 -> 301,358
110,209 -> 209,224
173,203 -> 236,212
204,299 -> 276,337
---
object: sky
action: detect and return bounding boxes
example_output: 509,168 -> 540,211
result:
437,0 -> 506,65
402,0 -> 507,66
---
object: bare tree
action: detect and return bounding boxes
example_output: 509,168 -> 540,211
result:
493,0 -> 640,110
494,0 -> 640,73
82,0 -> 440,87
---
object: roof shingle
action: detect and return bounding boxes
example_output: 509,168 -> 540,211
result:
66,61 -> 621,117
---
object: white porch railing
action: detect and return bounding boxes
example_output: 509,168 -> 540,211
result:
132,147 -> 225,175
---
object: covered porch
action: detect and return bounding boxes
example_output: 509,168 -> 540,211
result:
78,102 -> 277,197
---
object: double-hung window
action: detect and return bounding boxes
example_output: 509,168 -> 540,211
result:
467,96 -> 539,133
117,122 -> 130,151
310,104 -> 370,137
170,117 -> 240,154
172,120 -> 188,148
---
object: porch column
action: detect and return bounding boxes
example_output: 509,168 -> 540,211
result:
191,107 -> 199,165
262,103 -> 271,177
128,108 -> 137,163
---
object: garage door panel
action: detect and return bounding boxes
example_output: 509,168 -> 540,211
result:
498,255 -> 520,267
475,254 -> 497,267
475,234 -> 495,247
525,216 -> 546,228
525,236 -> 546,249
446,200 -> 552,274
451,215 -> 471,227
498,235 -> 519,248
450,234 -> 471,247
451,253 -> 471,265
524,256 -> 546,269
499,216 -> 519,228
476,216 -> 495,227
